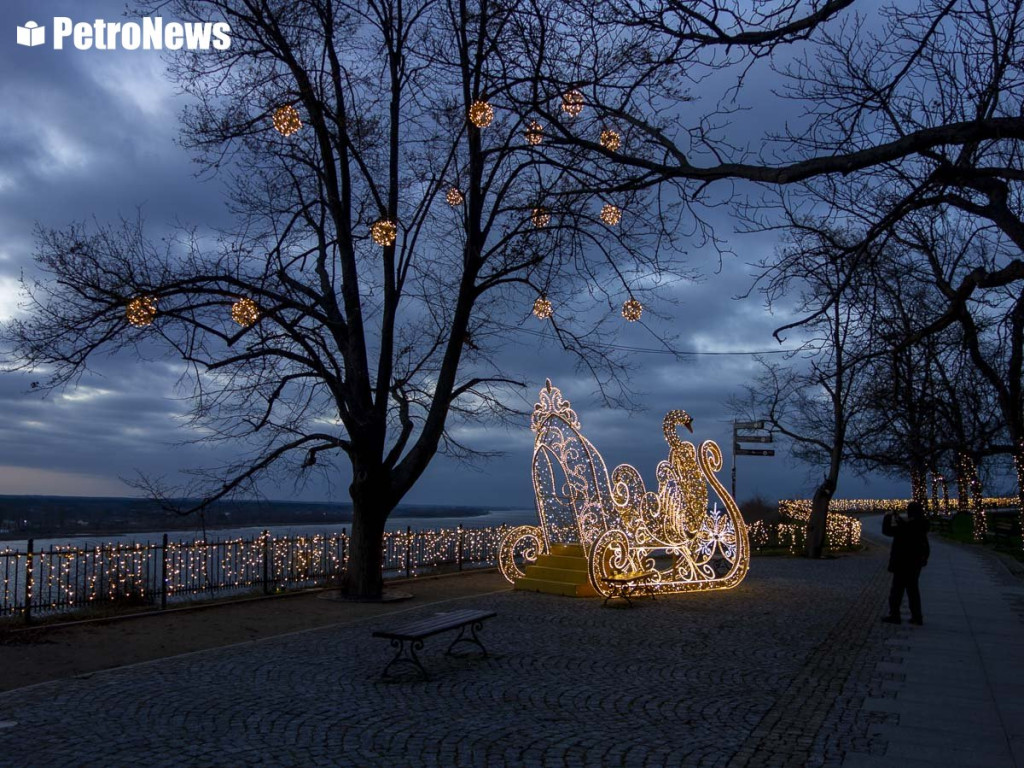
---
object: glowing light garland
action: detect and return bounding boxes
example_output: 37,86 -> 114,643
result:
499,380 -> 750,599
446,187 -> 464,206
126,295 -> 157,327
231,297 -> 260,327
600,129 -> 621,151
532,296 -> 553,320
600,204 -> 621,225
272,105 -> 302,137
531,208 -> 551,228
468,100 -> 494,128
621,298 -> 643,322
371,219 -> 398,247
561,90 -> 584,117
525,121 -> 544,145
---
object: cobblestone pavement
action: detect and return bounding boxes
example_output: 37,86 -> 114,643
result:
0,526 -> 1013,768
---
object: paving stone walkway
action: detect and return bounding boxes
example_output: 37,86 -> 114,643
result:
0,519 -> 1019,767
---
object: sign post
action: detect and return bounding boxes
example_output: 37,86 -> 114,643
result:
732,421 -> 774,498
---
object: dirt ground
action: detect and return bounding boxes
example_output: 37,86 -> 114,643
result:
0,570 -> 509,692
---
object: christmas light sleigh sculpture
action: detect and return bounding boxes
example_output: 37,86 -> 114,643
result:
499,381 -> 749,599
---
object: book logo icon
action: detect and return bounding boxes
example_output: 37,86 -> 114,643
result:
17,21 -> 46,47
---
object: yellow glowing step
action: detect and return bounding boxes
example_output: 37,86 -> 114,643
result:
513,576 -> 597,597
531,555 -> 589,572
523,565 -> 590,584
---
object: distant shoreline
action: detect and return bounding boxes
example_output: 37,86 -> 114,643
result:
0,494 -> 515,543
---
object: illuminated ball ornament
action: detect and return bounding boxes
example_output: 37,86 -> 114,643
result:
525,121 -> 544,145
621,298 -> 643,322
272,105 -> 302,137
533,296 -> 553,320
126,295 -> 157,327
561,90 -> 584,118
446,187 -> 464,207
468,100 -> 494,128
531,208 -> 551,228
231,297 -> 260,327
600,129 -> 621,151
371,219 -> 398,247
600,204 -> 622,225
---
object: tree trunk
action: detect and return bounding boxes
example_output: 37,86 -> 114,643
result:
1015,444 -> 1024,552
806,478 -> 835,558
344,468 -> 392,600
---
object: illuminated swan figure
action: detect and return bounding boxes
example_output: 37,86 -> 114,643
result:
499,380 -> 750,599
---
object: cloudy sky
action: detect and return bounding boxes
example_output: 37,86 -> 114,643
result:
0,0 -> 911,508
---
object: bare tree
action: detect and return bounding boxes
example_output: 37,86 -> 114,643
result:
2,0 -> 682,598
735,225 -> 879,556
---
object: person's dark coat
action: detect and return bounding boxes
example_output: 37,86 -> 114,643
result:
883,514 -> 930,573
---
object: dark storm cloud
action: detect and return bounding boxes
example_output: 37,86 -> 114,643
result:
0,0 -> 908,505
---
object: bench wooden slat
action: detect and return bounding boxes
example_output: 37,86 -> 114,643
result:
372,609 -> 496,641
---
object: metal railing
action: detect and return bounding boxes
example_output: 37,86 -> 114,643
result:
1,525 -> 507,621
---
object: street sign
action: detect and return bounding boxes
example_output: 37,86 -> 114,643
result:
734,420 -> 765,430
735,448 -> 775,457
736,435 -> 773,443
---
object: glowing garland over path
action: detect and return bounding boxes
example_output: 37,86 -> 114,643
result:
500,380 -> 750,598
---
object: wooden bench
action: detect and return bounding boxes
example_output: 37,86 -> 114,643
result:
372,608 -> 496,680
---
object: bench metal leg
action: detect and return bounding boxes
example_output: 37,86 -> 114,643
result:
446,620 -> 488,658
381,639 -> 430,681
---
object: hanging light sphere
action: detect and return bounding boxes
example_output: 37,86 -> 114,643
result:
525,120 -> 544,145
600,129 -> 621,151
231,297 -> 260,327
371,219 -> 398,247
533,296 -> 553,320
272,105 -> 302,137
561,90 -> 585,118
531,208 -> 551,228
446,187 -> 464,206
126,295 -> 157,327
622,298 -> 643,322
600,204 -> 622,225
468,100 -> 494,128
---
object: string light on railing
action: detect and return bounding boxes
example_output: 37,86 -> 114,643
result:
446,187 -> 464,206
531,208 -> 551,228
561,90 -> 584,117
621,298 -> 643,322
272,105 -> 302,137
231,297 -> 260,327
533,296 -> 553,319
126,295 -> 157,327
371,219 -> 398,247
600,204 -> 621,225
600,129 -> 621,151
468,100 -> 494,128
525,121 -> 544,145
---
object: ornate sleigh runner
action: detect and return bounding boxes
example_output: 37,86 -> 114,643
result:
499,381 -> 750,599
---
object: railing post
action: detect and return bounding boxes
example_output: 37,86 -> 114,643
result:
262,530 -> 270,595
457,524 -> 464,571
405,526 -> 412,578
24,539 -> 34,624
160,533 -> 168,611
